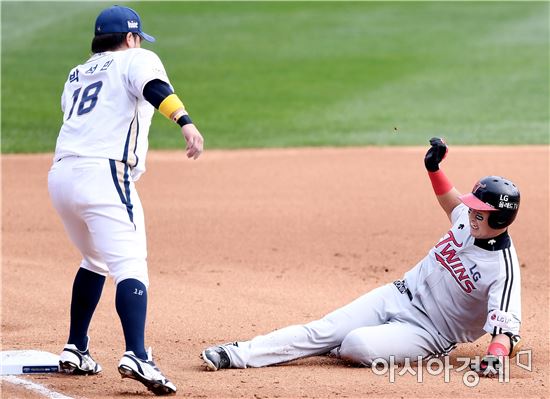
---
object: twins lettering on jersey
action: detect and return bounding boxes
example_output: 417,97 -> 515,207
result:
434,231 -> 478,294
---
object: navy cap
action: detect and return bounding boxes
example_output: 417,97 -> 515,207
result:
95,5 -> 155,42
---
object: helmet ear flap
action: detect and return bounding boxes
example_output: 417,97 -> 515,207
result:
488,210 -> 517,229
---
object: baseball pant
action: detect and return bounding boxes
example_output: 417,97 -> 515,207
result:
224,282 -> 455,368
48,156 -> 149,287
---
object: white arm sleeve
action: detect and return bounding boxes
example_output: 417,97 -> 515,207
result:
483,246 -> 522,335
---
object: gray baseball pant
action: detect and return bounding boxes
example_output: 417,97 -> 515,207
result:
224,282 -> 456,368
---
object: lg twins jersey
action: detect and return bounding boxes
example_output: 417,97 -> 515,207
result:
54,48 -> 171,180
404,204 -> 521,343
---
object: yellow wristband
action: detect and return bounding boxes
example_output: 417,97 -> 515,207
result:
159,94 -> 186,122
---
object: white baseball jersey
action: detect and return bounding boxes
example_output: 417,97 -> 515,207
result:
404,203 -> 522,343
54,48 -> 170,180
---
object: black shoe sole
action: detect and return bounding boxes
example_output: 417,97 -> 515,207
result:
59,361 -> 101,376
118,365 -> 176,396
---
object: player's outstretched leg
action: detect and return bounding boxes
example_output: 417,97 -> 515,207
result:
201,344 -> 232,371
201,284 -> 403,370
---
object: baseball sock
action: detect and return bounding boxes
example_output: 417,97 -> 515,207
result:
115,278 -> 148,360
67,267 -> 106,351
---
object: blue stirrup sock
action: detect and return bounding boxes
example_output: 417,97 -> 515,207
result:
116,278 -> 148,360
67,268 -> 106,351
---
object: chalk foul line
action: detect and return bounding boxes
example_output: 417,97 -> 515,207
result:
1,375 -> 76,399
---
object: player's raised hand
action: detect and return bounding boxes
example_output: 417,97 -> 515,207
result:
424,137 -> 448,172
182,123 -> 204,160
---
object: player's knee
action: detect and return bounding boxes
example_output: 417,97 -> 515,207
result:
113,267 -> 149,288
339,329 -> 377,367
80,260 -> 109,277
303,317 -> 348,346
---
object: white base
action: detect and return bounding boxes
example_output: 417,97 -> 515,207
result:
1,350 -> 59,375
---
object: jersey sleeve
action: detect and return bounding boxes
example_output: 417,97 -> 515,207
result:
483,246 -> 522,335
60,80 -> 69,113
450,203 -> 468,225
126,49 -> 172,100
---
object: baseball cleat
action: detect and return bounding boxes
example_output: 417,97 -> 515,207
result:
201,345 -> 231,371
118,348 -> 176,396
59,339 -> 102,375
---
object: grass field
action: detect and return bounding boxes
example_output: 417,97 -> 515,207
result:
1,2 -> 548,153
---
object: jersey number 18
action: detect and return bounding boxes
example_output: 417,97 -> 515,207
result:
67,81 -> 103,120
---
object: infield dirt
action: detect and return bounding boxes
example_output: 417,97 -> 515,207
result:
2,147 -> 548,398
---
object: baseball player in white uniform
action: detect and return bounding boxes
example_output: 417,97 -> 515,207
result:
201,138 -> 522,377
48,5 -> 203,395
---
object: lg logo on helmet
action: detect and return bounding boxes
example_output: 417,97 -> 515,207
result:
499,194 -> 518,210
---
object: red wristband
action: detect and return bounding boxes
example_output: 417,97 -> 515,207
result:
428,170 -> 453,196
487,342 -> 508,356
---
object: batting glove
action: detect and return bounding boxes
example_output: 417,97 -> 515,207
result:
424,137 -> 448,172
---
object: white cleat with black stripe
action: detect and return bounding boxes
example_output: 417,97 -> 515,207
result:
59,340 -> 102,375
118,348 -> 176,396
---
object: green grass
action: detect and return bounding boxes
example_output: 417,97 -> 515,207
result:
1,1 -> 548,152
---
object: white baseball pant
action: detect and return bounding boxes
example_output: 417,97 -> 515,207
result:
48,156 -> 149,287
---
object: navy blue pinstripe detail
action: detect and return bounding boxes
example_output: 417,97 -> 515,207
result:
122,114 -> 135,164
123,164 -> 134,225
109,159 -> 134,226
110,159 -> 126,203
133,115 -> 140,168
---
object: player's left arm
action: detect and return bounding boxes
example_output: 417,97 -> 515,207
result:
143,79 -> 203,159
486,333 -> 522,357
475,256 -> 522,377
472,332 -> 522,378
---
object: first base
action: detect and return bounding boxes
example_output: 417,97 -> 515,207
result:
1,350 -> 59,375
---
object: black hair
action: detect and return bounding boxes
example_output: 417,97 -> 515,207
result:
91,32 -> 138,53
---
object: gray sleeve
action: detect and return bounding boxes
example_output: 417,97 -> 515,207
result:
451,203 -> 468,225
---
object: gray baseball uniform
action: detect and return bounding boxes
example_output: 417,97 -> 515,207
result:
221,203 -> 521,367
